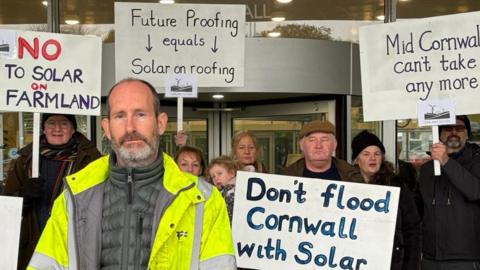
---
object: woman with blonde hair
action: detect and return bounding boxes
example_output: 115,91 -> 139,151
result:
231,131 -> 268,173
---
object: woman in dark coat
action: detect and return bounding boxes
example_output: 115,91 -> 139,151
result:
351,130 -> 421,270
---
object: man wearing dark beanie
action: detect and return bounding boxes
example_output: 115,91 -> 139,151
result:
417,115 -> 480,270
2,113 -> 101,270
282,120 -> 363,182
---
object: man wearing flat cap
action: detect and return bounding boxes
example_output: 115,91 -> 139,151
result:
3,113 -> 101,270
283,120 -> 363,182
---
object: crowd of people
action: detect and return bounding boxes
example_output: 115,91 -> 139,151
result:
2,77 -> 480,270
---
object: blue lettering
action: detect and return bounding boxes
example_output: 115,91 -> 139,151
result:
303,218 -> 321,235
338,217 -> 348,239
294,242 -> 312,264
321,221 -> 335,237
346,197 -> 360,210
321,183 -> 337,207
289,215 -> 303,233
246,177 -> 265,201
265,214 -> 278,230
328,246 -> 338,268
340,256 -> 354,269
374,191 -> 391,213
246,207 -> 264,230
337,185 -> 345,209
349,218 -> 358,240
360,198 -> 374,211
236,242 -> 255,258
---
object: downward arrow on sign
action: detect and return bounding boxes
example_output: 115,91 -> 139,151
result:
211,36 -> 218,53
146,34 -> 153,52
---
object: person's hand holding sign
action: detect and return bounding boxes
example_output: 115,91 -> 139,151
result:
430,142 -> 449,166
175,130 -> 188,147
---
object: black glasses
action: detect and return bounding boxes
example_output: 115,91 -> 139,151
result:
442,125 -> 466,132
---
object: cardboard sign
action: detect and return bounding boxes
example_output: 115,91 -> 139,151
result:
232,172 -> 400,270
0,29 -> 102,115
359,11 -> 480,121
417,100 -> 456,127
165,73 -> 198,98
115,3 -> 245,87
0,196 -> 23,269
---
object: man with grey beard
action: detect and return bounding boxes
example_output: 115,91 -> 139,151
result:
28,78 -> 236,270
418,115 -> 480,270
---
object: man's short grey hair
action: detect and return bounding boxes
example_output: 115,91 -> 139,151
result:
105,78 -> 161,118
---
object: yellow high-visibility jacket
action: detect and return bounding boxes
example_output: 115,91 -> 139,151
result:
28,154 -> 236,270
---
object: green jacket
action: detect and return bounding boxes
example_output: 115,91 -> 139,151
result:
27,154 -> 236,270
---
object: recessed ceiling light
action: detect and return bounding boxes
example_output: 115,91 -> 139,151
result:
268,32 -> 281,38
271,16 -> 286,22
42,1 -> 48,6
276,0 -> 292,3
65,19 -> 79,25
159,0 -> 175,4
212,94 -> 224,100
376,15 -> 385,21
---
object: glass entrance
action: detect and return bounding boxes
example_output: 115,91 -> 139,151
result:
228,101 -> 335,174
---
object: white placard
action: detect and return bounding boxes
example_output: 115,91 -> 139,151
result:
165,74 -> 198,98
359,11 -> 480,121
115,3 -> 245,87
0,29 -> 102,115
417,100 -> 456,127
232,172 -> 400,270
0,196 -> 23,269
0,29 -> 17,59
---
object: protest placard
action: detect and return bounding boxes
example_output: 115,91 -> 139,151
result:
0,196 -> 23,269
0,29 -> 102,115
114,3 -> 245,87
232,171 -> 400,269
359,11 -> 480,122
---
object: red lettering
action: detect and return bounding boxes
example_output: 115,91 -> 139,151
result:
18,37 -> 61,61
42,39 -> 61,61
31,82 -> 48,91
18,37 -> 39,59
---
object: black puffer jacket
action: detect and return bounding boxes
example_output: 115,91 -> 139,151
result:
418,142 -> 480,260
390,178 -> 422,270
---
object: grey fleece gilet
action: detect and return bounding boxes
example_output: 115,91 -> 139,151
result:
100,154 -> 168,270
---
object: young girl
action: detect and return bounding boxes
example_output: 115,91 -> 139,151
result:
207,155 -> 239,222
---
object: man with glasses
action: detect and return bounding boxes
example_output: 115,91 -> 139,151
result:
418,115 -> 480,270
3,113 -> 101,270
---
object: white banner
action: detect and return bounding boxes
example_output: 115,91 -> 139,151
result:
232,171 -> 400,269
0,29 -> 102,115
359,11 -> 480,121
115,3 -> 245,88
0,196 -> 23,269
